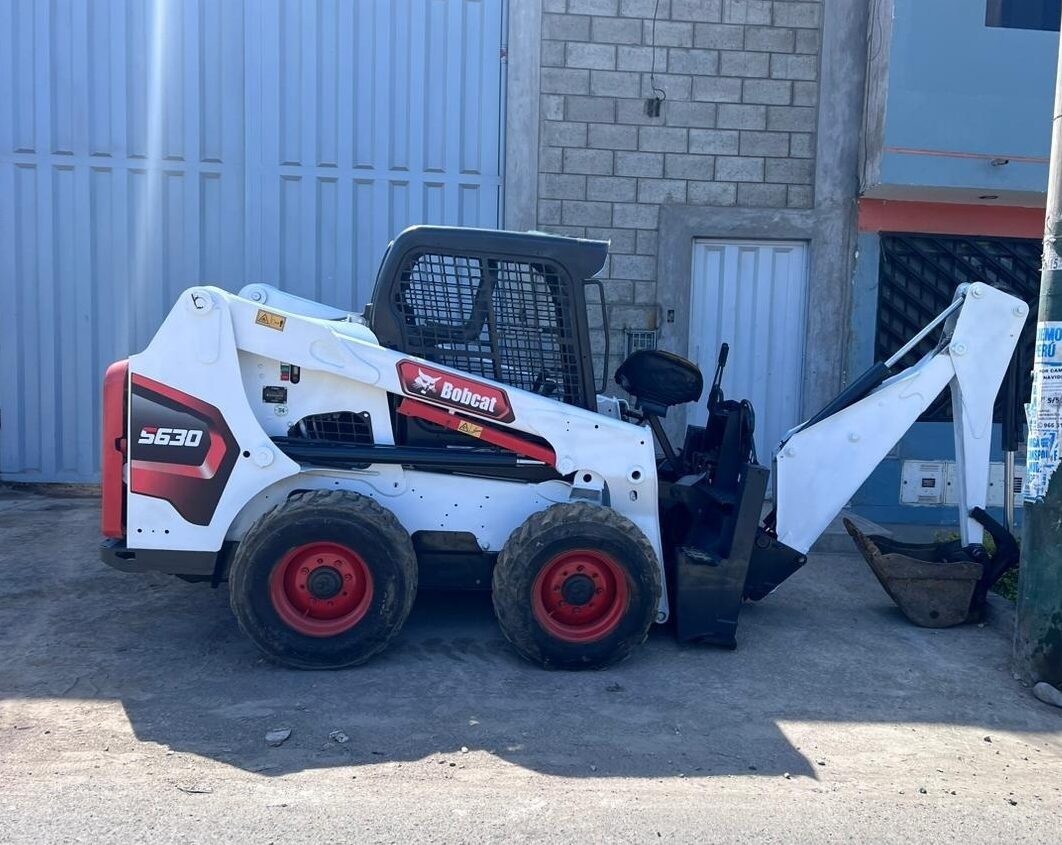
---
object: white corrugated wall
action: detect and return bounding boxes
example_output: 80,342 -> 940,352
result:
0,0 -> 505,482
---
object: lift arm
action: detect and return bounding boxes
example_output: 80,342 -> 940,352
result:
773,283 -> 1029,555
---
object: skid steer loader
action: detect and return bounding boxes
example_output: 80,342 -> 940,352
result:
99,226 -> 1028,669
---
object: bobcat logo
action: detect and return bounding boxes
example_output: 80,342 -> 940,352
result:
411,369 -> 441,396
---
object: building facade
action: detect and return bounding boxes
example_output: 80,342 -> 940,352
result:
849,0 -> 1055,524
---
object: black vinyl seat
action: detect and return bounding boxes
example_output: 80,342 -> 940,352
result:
614,350 -> 704,416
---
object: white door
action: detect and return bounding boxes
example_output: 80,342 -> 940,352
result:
688,240 -> 808,462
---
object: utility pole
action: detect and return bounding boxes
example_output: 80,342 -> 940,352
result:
1015,29 -> 1062,687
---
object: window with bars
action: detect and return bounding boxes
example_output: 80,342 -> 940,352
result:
876,233 -> 1038,422
394,252 -> 582,405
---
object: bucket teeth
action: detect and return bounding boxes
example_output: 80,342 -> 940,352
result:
843,518 -> 982,628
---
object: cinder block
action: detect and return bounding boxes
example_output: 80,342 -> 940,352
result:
643,20 -> 695,47
739,130 -> 789,156
765,157 -> 814,184
540,172 -> 588,200
742,78 -> 792,105
743,26 -> 795,53
769,53 -> 819,81
542,94 -> 565,121
692,75 -> 743,103
716,103 -> 767,130
637,178 -> 688,204
542,67 -> 590,95
787,184 -> 815,208
694,22 -> 745,49
542,121 -> 589,148
719,50 -> 770,77
633,281 -> 659,303
671,0 -> 723,21
611,304 -> 658,328
538,199 -> 563,225
664,152 -> 715,180
591,70 -> 642,98
766,104 -> 816,131
588,123 -> 640,150
668,48 -> 720,76
566,42 -> 617,70
638,126 -> 690,152
587,175 -> 638,202
542,14 -> 591,41
617,45 -> 664,71
567,95 -> 618,123
619,0 -> 671,15
715,155 -> 765,182
562,199 -> 614,226
611,254 -> 657,280
636,228 -> 658,254
689,127 -> 740,154
540,146 -> 564,173
789,131 -> 816,157
795,28 -> 821,53
569,0 -> 620,14
615,151 -> 666,177
688,180 -> 737,205
737,182 -> 788,207
772,1 -> 822,29
612,202 -> 661,228
792,80 -> 818,106
664,101 -> 718,128
591,16 -> 644,44
563,147 -> 616,175
722,0 -> 771,24
541,40 -> 567,68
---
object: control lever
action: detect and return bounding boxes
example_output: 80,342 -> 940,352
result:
707,343 -> 729,413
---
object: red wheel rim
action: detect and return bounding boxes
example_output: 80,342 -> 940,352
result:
268,542 -> 374,637
531,549 -> 630,643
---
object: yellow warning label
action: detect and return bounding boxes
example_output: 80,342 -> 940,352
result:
457,420 -> 484,438
255,309 -> 286,331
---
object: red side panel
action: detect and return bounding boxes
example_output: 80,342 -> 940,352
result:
101,360 -> 129,539
397,398 -> 556,466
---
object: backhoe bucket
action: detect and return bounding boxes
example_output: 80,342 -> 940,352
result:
843,519 -> 983,628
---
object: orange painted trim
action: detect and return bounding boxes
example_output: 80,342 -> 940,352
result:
858,199 -> 1046,239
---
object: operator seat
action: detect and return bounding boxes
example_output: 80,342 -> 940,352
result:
614,350 -> 703,417
614,350 -> 704,473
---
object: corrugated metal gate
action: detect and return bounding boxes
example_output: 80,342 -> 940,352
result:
0,0 -> 504,482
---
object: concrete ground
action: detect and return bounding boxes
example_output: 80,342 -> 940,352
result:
0,489 -> 1059,844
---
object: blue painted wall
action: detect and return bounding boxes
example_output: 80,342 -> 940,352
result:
877,0 -> 1057,195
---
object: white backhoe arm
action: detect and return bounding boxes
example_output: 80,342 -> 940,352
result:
773,283 -> 1028,554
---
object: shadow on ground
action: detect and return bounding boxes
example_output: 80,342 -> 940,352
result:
1,491 -> 1057,781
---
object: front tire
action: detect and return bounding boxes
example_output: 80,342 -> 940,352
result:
492,503 -> 661,669
229,490 -> 417,669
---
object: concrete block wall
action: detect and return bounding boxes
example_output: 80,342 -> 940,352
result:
536,0 -> 824,378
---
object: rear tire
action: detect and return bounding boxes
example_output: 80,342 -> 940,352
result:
229,489 -> 417,669
492,502 -> 661,669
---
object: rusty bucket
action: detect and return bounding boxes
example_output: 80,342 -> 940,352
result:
843,519 -> 985,628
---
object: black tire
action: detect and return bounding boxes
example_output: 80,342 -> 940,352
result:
228,489 -> 417,669
492,502 -> 662,670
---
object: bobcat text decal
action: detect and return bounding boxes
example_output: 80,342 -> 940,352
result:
396,360 -> 515,423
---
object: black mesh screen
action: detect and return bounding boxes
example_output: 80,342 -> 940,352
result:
394,252 -> 581,405
876,233 -> 1039,421
289,412 -> 373,445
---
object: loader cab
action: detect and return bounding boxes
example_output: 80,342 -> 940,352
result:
365,226 -> 609,450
